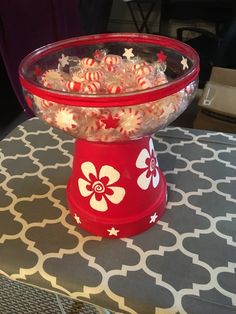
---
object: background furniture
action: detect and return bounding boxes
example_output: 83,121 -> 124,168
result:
159,0 -> 235,34
0,118 -> 235,313
176,19 -> 236,88
123,0 -> 236,88
160,0 -> 236,87
123,0 -> 159,33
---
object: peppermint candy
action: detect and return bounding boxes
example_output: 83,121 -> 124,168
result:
65,81 -> 82,92
81,81 -> 101,94
130,61 -> 148,72
80,57 -> 98,67
41,70 -> 64,88
103,54 -> 122,66
94,49 -> 107,61
33,96 -> 55,109
55,107 -> 77,131
136,76 -> 152,89
117,108 -> 143,136
135,65 -> 154,76
84,70 -> 104,81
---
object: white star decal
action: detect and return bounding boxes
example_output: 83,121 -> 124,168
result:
74,214 -> 81,224
107,227 -> 119,236
150,212 -> 158,223
59,53 -> 69,67
122,48 -> 134,60
181,57 -> 189,70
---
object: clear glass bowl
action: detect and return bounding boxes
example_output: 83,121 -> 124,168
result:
19,33 -> 199,142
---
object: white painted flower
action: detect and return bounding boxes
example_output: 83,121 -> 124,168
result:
136,139 -> 159,190
78,162 -> 125,212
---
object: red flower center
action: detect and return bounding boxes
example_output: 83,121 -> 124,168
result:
145,150 -> 157,178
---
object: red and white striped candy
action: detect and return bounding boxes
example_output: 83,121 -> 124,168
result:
81,81 -> 101,93
72,71 -> 85,83
65,81 -> 81,92
41,99 -> 55,108
103,54 -> 122,66
80,57 -> 98,67
117,108 -> 143,136
155,74 -> 168,86
135,65 -> 154,76
42,114 -> 53,125
84,70 -> 104,81
104,64 -> 116,72
34,95 -> 55,109
55,107 -> 77,131
130,61 -> 147,72
93,49 -> 107,61
107,84 -> 123,94
136,76 -> 152,89
185,82 -> 195,94
41,70 -> 64,88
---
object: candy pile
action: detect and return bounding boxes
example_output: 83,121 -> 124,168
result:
30,48 -> 196,141
39,48 -> 168,95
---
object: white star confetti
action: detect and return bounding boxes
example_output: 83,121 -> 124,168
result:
59,53 -> 69,67
107,227 -> 119,236
181,57 -> 189,70
74,214 -> 81,224
123,48 -> 134,60
150,212 -> 158,223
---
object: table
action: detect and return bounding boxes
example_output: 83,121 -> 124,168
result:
0,117 -> 236,314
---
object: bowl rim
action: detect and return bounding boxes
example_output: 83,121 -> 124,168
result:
19,33 -> 199,107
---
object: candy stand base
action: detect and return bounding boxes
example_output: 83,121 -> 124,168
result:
67,137 -> 167,238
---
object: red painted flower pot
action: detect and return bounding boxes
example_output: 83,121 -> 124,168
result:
67,137 -> 167,237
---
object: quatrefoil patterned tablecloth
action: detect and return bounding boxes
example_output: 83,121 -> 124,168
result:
0,118 -> 236,314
